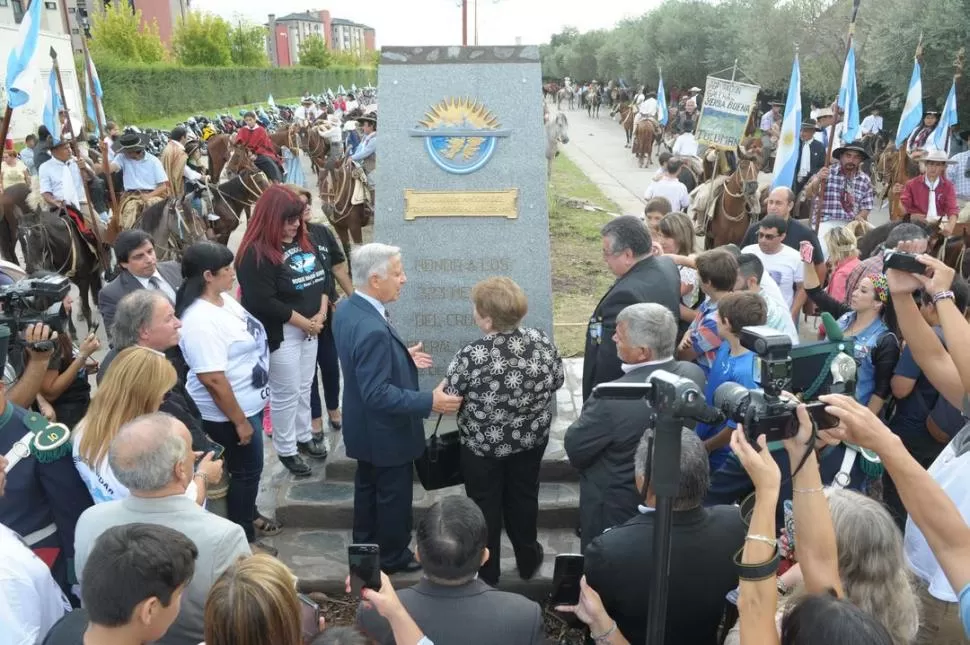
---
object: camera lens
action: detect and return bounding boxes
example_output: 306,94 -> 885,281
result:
713,382 -> 751,420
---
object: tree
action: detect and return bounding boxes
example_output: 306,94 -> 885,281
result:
298,35 -> 331,69
88,2 -> 165,64
172,12 -> 232,67
229,19 -> 269,67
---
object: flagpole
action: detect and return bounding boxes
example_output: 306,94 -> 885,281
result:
49,47 -> 110,273
78,33 -> 119,223
813,0 -> 862,233
0,108 -> 13,151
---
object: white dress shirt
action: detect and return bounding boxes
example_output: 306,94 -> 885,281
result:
925,177 -> 940,222
356,290 -> 387,319
38,157 -> 85,209
0,523 -> 71,645
638,97 -> 659,118
797,140 -> 813,181
860,114 -> 884,136
135,271 -> 177,302
672,133 -> 699,157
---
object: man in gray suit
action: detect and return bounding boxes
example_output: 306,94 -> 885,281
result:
74,413 -> 248,645
357,497 -> 544,645
98,230 -> 182,336
565,303 -> 706,548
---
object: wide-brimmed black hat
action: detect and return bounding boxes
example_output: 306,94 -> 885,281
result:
184,139 -> 202,156
112,132 -> 149,153
357,114 -> 377,126
832,144 -> 870,161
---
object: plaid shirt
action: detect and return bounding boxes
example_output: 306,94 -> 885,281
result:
947,150 -> 970,202
687,299 -> 722,375
819,164 -> 875,223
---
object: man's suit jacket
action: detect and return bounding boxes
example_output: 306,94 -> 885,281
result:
74,495 -> 250,645
793,138 -> 826,195
332,293 -> 433,467
357,578 -> 544,645
582,256 -> 681,401
565,359 -> 706,547
585,506 -> 746,645
98,262 -> 182,337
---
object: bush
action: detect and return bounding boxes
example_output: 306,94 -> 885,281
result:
96,63 -> 376,123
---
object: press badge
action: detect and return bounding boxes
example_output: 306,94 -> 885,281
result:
588,317 -> 604,344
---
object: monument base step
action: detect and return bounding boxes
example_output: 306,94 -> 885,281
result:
267,527 -> 581,600
276,479 -> 581,531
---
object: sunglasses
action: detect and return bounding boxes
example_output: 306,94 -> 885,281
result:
758,232 -> 779,240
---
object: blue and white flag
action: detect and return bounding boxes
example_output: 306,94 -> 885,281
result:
84,50 -> 105,136
772,54 -> 802,189
4,0 -> 44,108
929,80 -> 958,151
657,73 -> 668,126
42,71 -> 63,145
895,60 -> 923,147
838,44 -> 860,143
267,94 -> 275,108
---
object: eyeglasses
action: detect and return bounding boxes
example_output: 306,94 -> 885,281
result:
758,232 -> 779,240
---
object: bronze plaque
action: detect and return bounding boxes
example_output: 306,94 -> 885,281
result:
404,189 -> 519,221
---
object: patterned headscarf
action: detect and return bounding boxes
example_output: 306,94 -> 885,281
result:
867,273 -> 890,303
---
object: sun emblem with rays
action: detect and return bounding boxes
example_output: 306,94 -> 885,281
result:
410,97 -> 511,175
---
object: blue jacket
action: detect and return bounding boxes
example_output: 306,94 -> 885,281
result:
332,293 -> 433,467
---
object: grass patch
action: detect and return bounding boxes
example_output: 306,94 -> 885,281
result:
138,97 -> 304,131
549,154 -> 618,357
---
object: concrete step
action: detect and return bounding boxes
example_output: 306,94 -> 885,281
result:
276,478 -> 581,530
267,527 -> 582,600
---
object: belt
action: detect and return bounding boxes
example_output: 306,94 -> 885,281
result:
23,522 -> 57,546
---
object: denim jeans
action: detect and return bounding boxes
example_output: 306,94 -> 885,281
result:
202,412 -> 264,542
310,319 -> 340,419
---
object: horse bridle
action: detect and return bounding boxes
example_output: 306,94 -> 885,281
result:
719,157 -> 761,223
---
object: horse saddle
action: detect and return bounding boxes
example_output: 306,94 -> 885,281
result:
56,207 -> 99,257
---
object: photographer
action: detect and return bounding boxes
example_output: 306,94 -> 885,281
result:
730,410 -> 895,645
39,322 -> 100,430
6,323 -> 61,409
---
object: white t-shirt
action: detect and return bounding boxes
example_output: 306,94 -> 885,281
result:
179,294 -> 270,422
672,133 -> 699,157
905,425 -> 970,602
742,244 -> 804,309
72,421 -> 198,504
644,177 -> 690,211
0,523 -> 70,644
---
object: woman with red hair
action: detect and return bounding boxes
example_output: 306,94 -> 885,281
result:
236,185 -> 329,476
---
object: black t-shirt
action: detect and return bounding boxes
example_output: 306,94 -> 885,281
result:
741,218 -> 824,265
42,607 -> 86,645
48,347 -> 91,419
307,222 -> 346,299
278,240 -> 329,317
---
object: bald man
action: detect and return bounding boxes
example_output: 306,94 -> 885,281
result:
741,186 -> 827,285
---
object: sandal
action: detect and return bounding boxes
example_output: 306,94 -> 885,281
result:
254,513 -> 283,537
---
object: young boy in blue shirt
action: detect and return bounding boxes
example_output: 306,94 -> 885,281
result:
694,290 -> 767,471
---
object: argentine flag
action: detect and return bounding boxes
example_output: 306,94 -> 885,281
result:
771,54 -> 802,189
838,45 -> 860,143
657,73 -> 668,126
4,0 -> 44,108
43,71 -> 63,145
84,50 -> 105,136
928,80 -> 958,152
895,60 -> 923,147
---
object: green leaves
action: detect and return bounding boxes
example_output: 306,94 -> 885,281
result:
298,35 -> 331,69
88,2 -> 165,64
172,12 -> 232,67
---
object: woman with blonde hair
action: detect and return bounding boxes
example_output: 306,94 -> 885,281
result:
824,226 -> 861,302
656,211 -> 699,335
71,346 -> 219,505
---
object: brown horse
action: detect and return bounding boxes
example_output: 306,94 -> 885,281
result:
0,183 -> 30,263
706,149 -> 763,249
269,125 -> 299,156
632,118 -> 659,167
206,134 -> 231,183
18,206 -> 102,328
208,170 -> 270,245
133,194 -> 208,263
317,159 -> 371,268
610,102 -> 635,148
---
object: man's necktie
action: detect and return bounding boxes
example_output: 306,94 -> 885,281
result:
148,276 -> 173,302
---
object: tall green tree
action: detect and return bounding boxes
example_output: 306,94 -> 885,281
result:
88,2 -> 165,64
298,35 -> 331,69
229,20 -> 269,67
172,12 -> 232,67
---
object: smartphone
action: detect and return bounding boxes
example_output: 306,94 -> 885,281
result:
883,250 -> 926,274
90,321 -> 101,335
804,401 -> 840,430
297,593 -> 320,643
551,554 -> 584,606
348,544 -> 381,596
194,442 -> 225,467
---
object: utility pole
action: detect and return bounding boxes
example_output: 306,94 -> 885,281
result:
462,0 -> 468,45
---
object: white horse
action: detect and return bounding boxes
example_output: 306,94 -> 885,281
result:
545,111 -> 570,179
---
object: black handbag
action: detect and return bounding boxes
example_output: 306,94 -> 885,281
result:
414,415 -> 464,491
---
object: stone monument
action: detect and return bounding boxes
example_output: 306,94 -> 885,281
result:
376,46 -> 554,397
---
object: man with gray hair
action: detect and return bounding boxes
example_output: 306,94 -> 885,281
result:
584,216 -> 681,401
566,303 -> 704,547
73,413 -> 247,645
333,243 -> 462,574
584,428 -> 745,645
98,290 -> 211,451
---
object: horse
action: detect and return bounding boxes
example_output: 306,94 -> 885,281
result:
206,134 -> 231,183
18,206 -> 102,328
208,170 -> 270,245
545,112 -> 570,179
132,194 -> 208,263
557,87 -> 575,111
0,183 -> 31,264
860,131 -> 889,178
542,82 -> 560,102
585,90 -> 602,118
317,159 -> 371,270
705,148 -> 763,249
632,118 -> 660,168
269,124 -> 299,157
610,102 -> 635,148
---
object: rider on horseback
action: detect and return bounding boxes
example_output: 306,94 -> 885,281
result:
234,111 -> 284,183
110,132 -> 171,230
349,114 -> 376,207
38,138 -> 98,244
634,91 -> 658,126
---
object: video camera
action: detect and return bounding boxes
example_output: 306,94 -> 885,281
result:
713,326 -> 856,442
592,370 -> 723,426
0,273 -> 71,367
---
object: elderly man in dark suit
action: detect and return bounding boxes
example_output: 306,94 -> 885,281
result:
583,216 -> 681,402
566,303 -> 705,548
585,429 -> 745,645
357,497 -> 544,644
98,230 -> 181,336
332,243 -> 462,573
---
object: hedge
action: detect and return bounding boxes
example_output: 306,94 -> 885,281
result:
91,63 -> 377,124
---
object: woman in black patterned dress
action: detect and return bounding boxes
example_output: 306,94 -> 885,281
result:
444,277 -> 565,586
